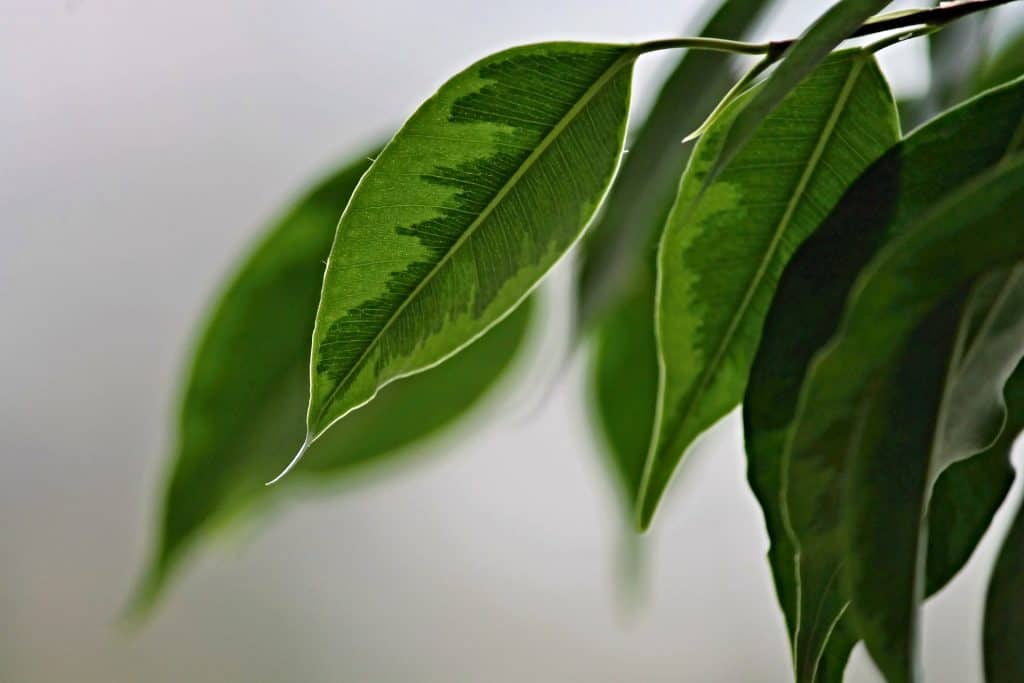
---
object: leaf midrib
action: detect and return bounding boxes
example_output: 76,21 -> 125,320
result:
638,54 -> 869,517
312,49 -> 635,434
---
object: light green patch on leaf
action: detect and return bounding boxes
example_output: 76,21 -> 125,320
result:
639,50 -> 899,529
710,0 -> 892,178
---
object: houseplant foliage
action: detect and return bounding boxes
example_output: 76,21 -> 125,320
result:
136,0 -> 1024,680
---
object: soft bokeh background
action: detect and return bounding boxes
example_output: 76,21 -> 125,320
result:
3,1 -> 1022,681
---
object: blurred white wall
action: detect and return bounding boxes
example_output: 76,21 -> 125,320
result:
1,1 -> 1018,681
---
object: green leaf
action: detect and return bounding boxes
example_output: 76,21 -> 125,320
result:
842,266 -> 1024,683
576,0 -> 774,331
589,272 -> 659,509
286,42 -> 635,478
984,374 -> 1024,682
710,0 -> 892,178
785,154 -> 1024,682
638,49 -> 899,529
132,155 -> 534,613
745,77 -> 1024,681
583,0 -> 774,519
975,28 -> 1024,95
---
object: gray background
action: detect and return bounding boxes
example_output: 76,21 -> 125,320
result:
2,1 -> 1021,681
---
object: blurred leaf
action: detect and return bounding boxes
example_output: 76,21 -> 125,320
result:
975,28 -> 1024,94
293,43 -> 635,479
589,273 -> 659,510
133,154 -> 534,613
576,0 -> 774,331
984,376 -> 1024,682
926,7 -> 990,111
639,50 -> 899,529
744,77 -> 1024,682
843,266 -> 1024,683
709,0 -> 892,179
584,0 -> 774,521
785,153 -> 1024,682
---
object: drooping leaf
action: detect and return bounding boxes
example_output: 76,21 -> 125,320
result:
925,6 -> 990,113
710,0 -> 892,178
984,374 -> 1024,682
287,42 -> 636,478
584,0 -> 774,519
743,76 -> 1024,682
638,49 -> 899,529
589,272 -> 659,509
576,0 -> 774,331
842,266 -> 1024,683
785,154 -> 1024,682
133,154 -> 534,613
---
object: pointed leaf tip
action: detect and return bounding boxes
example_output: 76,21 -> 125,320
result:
265,435 -> 313,486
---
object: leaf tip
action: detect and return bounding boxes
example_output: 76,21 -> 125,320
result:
265,434 -> 313,486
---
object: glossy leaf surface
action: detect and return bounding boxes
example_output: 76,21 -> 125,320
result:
135,156 -> 533,611
843,268 -> 1024,683
743,77 -> 1024,681
786,154 -> 1024,682
640,50 -> 899,529
297,42 -> 635,473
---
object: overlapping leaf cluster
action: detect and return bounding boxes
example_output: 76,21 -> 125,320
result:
138,1 -> 1024,680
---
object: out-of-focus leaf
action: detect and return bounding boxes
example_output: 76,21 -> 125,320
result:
133,155 -> 534,613
984,374 -> 1024,682
926,8 -> 990,111
289,43 -> 636,479
710,0 -> 892,178
639,50 -> 899,529
584,0 -> 774,520
843,265 -> 1024,683
785,154 -> 1024,683
589,273 -> 659,509
744,77 -> 1024,682
975,29 -> 1024,94
577,0 -> 774,331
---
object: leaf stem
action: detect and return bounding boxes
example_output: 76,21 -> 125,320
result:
635,0 -> 1020,58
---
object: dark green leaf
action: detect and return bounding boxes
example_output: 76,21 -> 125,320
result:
710,0 -> 892,178
842,266 -> 1024,683
786,154 -> 1024,682
984,376 -> 1024,682
639,50 -> 899,529
289,42 -> 635,479
743,76 -> 1024,682
576,0 -> 774,331
132,155 -> 533,613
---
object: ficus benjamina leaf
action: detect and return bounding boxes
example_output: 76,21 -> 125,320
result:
783,153 -> 1024,682
277,42 -> 639,481
639,49 -> 900,530
709,0 -> 892,179
583,0 -> 774,521
576,0 -> 774,332
132,153 -> 534,614
745,76 -> 1024,683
